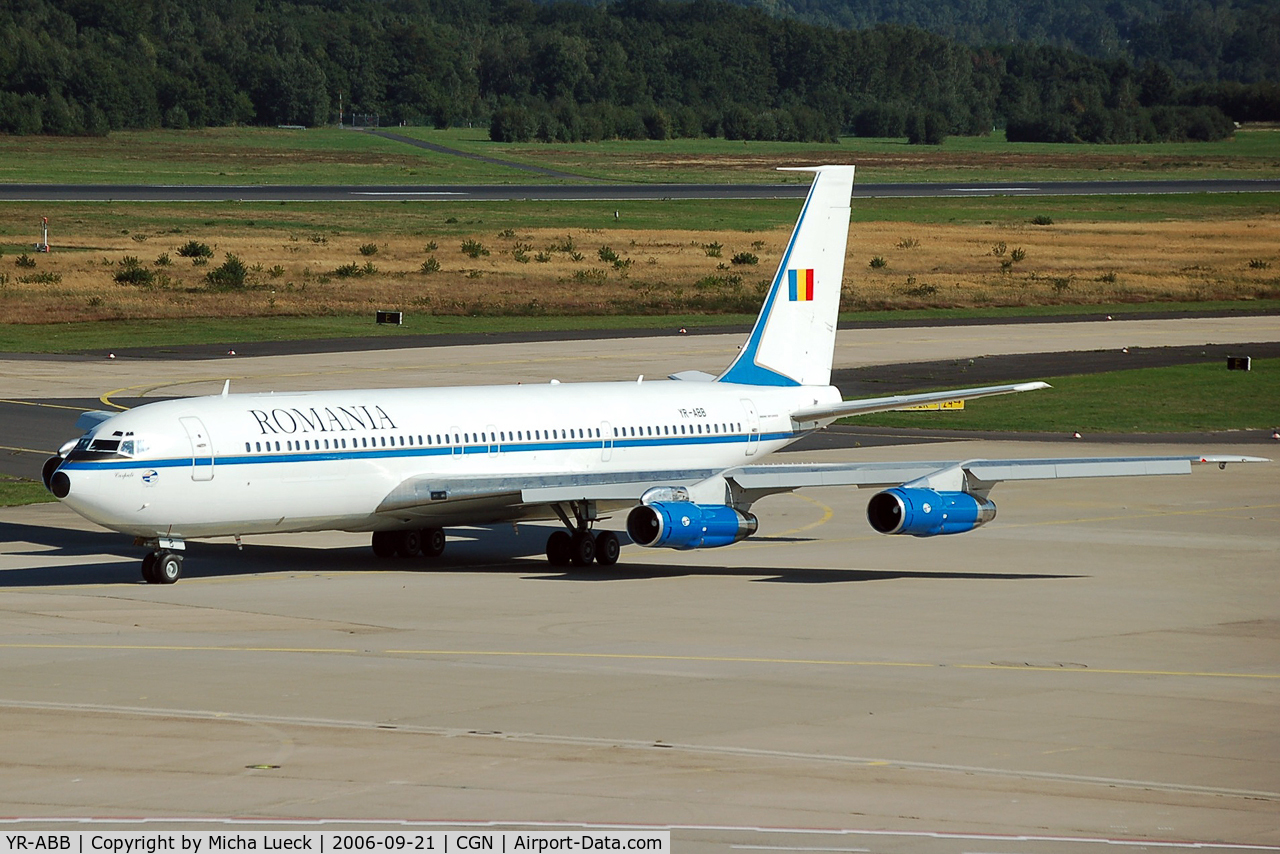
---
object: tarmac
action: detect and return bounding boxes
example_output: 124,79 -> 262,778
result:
0,317 -> 1277,852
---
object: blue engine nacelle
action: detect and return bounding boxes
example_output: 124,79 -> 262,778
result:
626,502 -> 758,550
866,487 -> 997,537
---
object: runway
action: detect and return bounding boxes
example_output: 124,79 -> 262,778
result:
0,318 -> 1277,849
2,178 -> 1277,202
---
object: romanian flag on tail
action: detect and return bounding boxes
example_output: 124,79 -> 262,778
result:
788,268 -> 815,301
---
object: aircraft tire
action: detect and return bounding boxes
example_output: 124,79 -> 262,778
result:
546,530 -> 572,566
594,531 -> 620,566
155,551 -> 183,584
395,529 -> 423,558
371,531 -> 397,559
569,531 -> 596,567
422,527 -> 446,557
141,552 -> 159,584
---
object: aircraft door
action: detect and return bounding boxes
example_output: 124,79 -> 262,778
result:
449,426 -> 461,456
486,424 -> 499,454
179,416 -> 215,481
600,421 -> 613,462
740,399 -> 760,456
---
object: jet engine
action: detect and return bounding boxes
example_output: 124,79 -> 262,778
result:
866,487 -> 996,537
626,502 -> 758,550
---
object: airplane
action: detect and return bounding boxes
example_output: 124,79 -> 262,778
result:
41,165 -> 1266,584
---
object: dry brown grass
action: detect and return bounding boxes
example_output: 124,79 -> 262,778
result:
2,217 -> 1278,323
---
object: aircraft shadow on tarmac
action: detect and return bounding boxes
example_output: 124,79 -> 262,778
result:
0,521 -> 1081,587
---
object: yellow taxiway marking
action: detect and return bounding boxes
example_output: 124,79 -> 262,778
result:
1,643 -> 1274,680
0,398 -> 97,412
0,444 -> 48,455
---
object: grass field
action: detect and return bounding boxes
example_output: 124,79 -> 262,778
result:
1,194 -> 1275,331
412,126 -> 1280,183
0,127 -> 530,186
0,478 -> 53,507
2,126 -> 1278,186
850,359 -> 1279,433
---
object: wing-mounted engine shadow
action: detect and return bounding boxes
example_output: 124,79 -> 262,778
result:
526,564 -> 1083,583
0,520 -> 1083,587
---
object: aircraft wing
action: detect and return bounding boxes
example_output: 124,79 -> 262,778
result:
374,454 -> 1267,524
726,454 -> 1269,498
790,381 -> 1051,423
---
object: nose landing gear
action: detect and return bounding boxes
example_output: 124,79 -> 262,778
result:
138,539 -> 185,584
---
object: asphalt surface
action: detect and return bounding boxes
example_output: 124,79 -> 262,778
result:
3,178 -> 1278,202
1,440 -> 1276,848
1,318 -> 1276,846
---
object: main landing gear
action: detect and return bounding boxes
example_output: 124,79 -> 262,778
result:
371,527 -> 447,560
545,501 -> 620,568
139,539 -> 184,584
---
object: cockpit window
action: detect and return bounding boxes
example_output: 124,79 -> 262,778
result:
89,438 -> 120,453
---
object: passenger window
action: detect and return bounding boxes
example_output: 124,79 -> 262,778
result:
245,442 -> 251,452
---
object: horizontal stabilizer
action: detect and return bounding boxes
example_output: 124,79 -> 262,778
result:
791,382 -> 1050,423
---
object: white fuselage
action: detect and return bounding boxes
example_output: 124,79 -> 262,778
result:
56,380 -> 841,539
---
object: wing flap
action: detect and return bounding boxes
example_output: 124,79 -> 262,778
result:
377,468 -> 720,514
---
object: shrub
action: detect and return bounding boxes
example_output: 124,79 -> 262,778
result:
869,256 -> 887,269
1050,277 -> 1072,293
206,254 -> 248,289
423,241 -> 438,252
991,242 -> 1007,257
114,256 -> 155,286
598,245 -> 619,263
549,236 -> 575,253
512,242 -> 532,263
154,253 -> 171,267
572,268 -> 608,283
1097,271 -> 1118,284
1010,247 -> 1027,263
731,252 -> 758,266
461,239 -> 489,258
534,251 -> 551,263
1031,215 -> 1054,226
176,240 -> 213,258
896,237 -> 920,249
1248,259 -> 1270,269
902,281 -> 938,297
421,256 -> 441,273
497,228 -> 516,239
359,243 -> 378,256
19,271 -> 61,284
702,241 -> 723,258
15,254 -> 36,269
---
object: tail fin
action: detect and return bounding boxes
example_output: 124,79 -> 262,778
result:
717,165 -> 853,387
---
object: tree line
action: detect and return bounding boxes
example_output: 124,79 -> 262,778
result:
2,0 -> 1275,143
724,0 -> 1280,86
